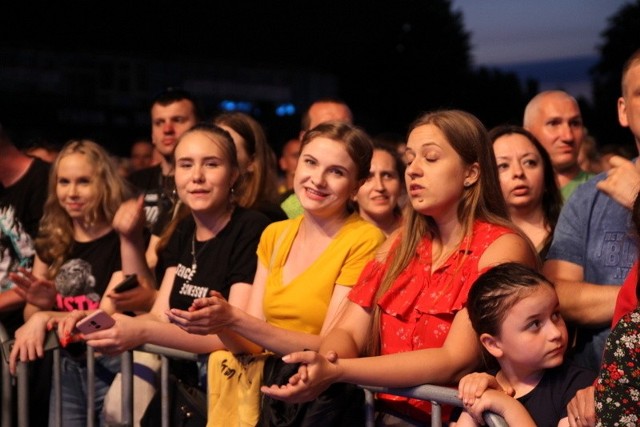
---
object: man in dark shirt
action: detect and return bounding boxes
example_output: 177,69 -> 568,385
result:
128,88 -> 200,235
0,124 -> 50,334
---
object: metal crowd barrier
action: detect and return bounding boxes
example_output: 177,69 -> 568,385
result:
6,341 -> 199,427
0,323 -> 509,427
362,385 -> 509,427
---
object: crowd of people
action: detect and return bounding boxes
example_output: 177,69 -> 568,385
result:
0,48 -> 639,427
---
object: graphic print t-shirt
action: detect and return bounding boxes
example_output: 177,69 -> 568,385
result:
53,231 -> 121,312
0,158 -> 50,291
164,207 -> 269,310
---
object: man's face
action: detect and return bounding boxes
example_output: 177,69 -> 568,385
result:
307,102 -> 353,130
526,94 -> 584,173
130,141 -> 154,171
150,99 -> 197,158
619,61 -> 640,146
279,139 -> 301,176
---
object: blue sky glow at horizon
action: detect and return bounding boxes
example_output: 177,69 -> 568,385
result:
452,0 -> 632,66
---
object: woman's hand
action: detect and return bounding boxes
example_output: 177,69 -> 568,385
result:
9,312 -> 52,374
112,196 -> 145,240
106,278 -> 157,313
165,291 -> 233,335
567,386 -> 595,427
260,350 -> 341,403
56,310 -> 90,347
81,313 -> 145,356
9,267 -> 57,310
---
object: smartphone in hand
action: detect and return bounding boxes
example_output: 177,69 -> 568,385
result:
113,274 -> 139,294
76,310 -> 115,334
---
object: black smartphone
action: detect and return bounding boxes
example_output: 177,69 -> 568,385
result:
113,274 -> 139,294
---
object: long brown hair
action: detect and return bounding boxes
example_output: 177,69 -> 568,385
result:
213,112 -> 279,209
489,125 -> 563,252
365,110 -> 514,355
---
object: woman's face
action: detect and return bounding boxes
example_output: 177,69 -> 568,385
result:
174,131 -> 237,215
493,133 -> 545,211
56,152 -> 99,222
294,137 -> 359,219
355,149 -> 402,223
404,124 -> 477,221
218,124 -> 253,174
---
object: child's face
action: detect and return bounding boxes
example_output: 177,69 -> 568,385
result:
492,285 -> 568,376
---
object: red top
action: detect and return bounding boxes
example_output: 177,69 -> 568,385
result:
613,260 -> 638,327
349,220 -> 513,422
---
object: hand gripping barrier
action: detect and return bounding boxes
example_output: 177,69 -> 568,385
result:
361,384 -> 509,427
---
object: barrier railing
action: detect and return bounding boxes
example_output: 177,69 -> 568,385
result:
362,385 -> 509,427
0,324 -> 509,427
7,341 -> 199,427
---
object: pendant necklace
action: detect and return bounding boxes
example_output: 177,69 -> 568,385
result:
189,233 -> 210,282
188,210 -> 232,282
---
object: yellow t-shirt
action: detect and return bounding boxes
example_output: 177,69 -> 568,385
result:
257,213 -> 385,335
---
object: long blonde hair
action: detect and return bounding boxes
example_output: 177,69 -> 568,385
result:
365,110 -> 514,355
35,140 -> 131,277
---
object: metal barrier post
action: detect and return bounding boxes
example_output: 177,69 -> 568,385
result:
121,350 -> 134,426
52,348 -> 62,427
1,357 -> 10,427
161,355 -> 170,427
87,345 -> 95,427
364,388 -> 375,426
16,362 -> 28,427
0,323 -> 12,427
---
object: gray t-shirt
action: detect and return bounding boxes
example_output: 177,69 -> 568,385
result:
546,171 -> 637,371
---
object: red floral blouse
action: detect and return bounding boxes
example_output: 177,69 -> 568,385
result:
595,307 -> 640,426
349,220 -> 513,421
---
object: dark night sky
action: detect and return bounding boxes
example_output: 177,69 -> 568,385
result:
3,2 -> 481,147
4,1 -> 634,152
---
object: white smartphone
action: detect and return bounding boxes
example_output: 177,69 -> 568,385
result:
76,310 -> 115,334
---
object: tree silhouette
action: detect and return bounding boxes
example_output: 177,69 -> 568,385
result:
589,0 -> 640,151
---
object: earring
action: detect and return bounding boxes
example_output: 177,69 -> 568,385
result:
464,181 -> 471,187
